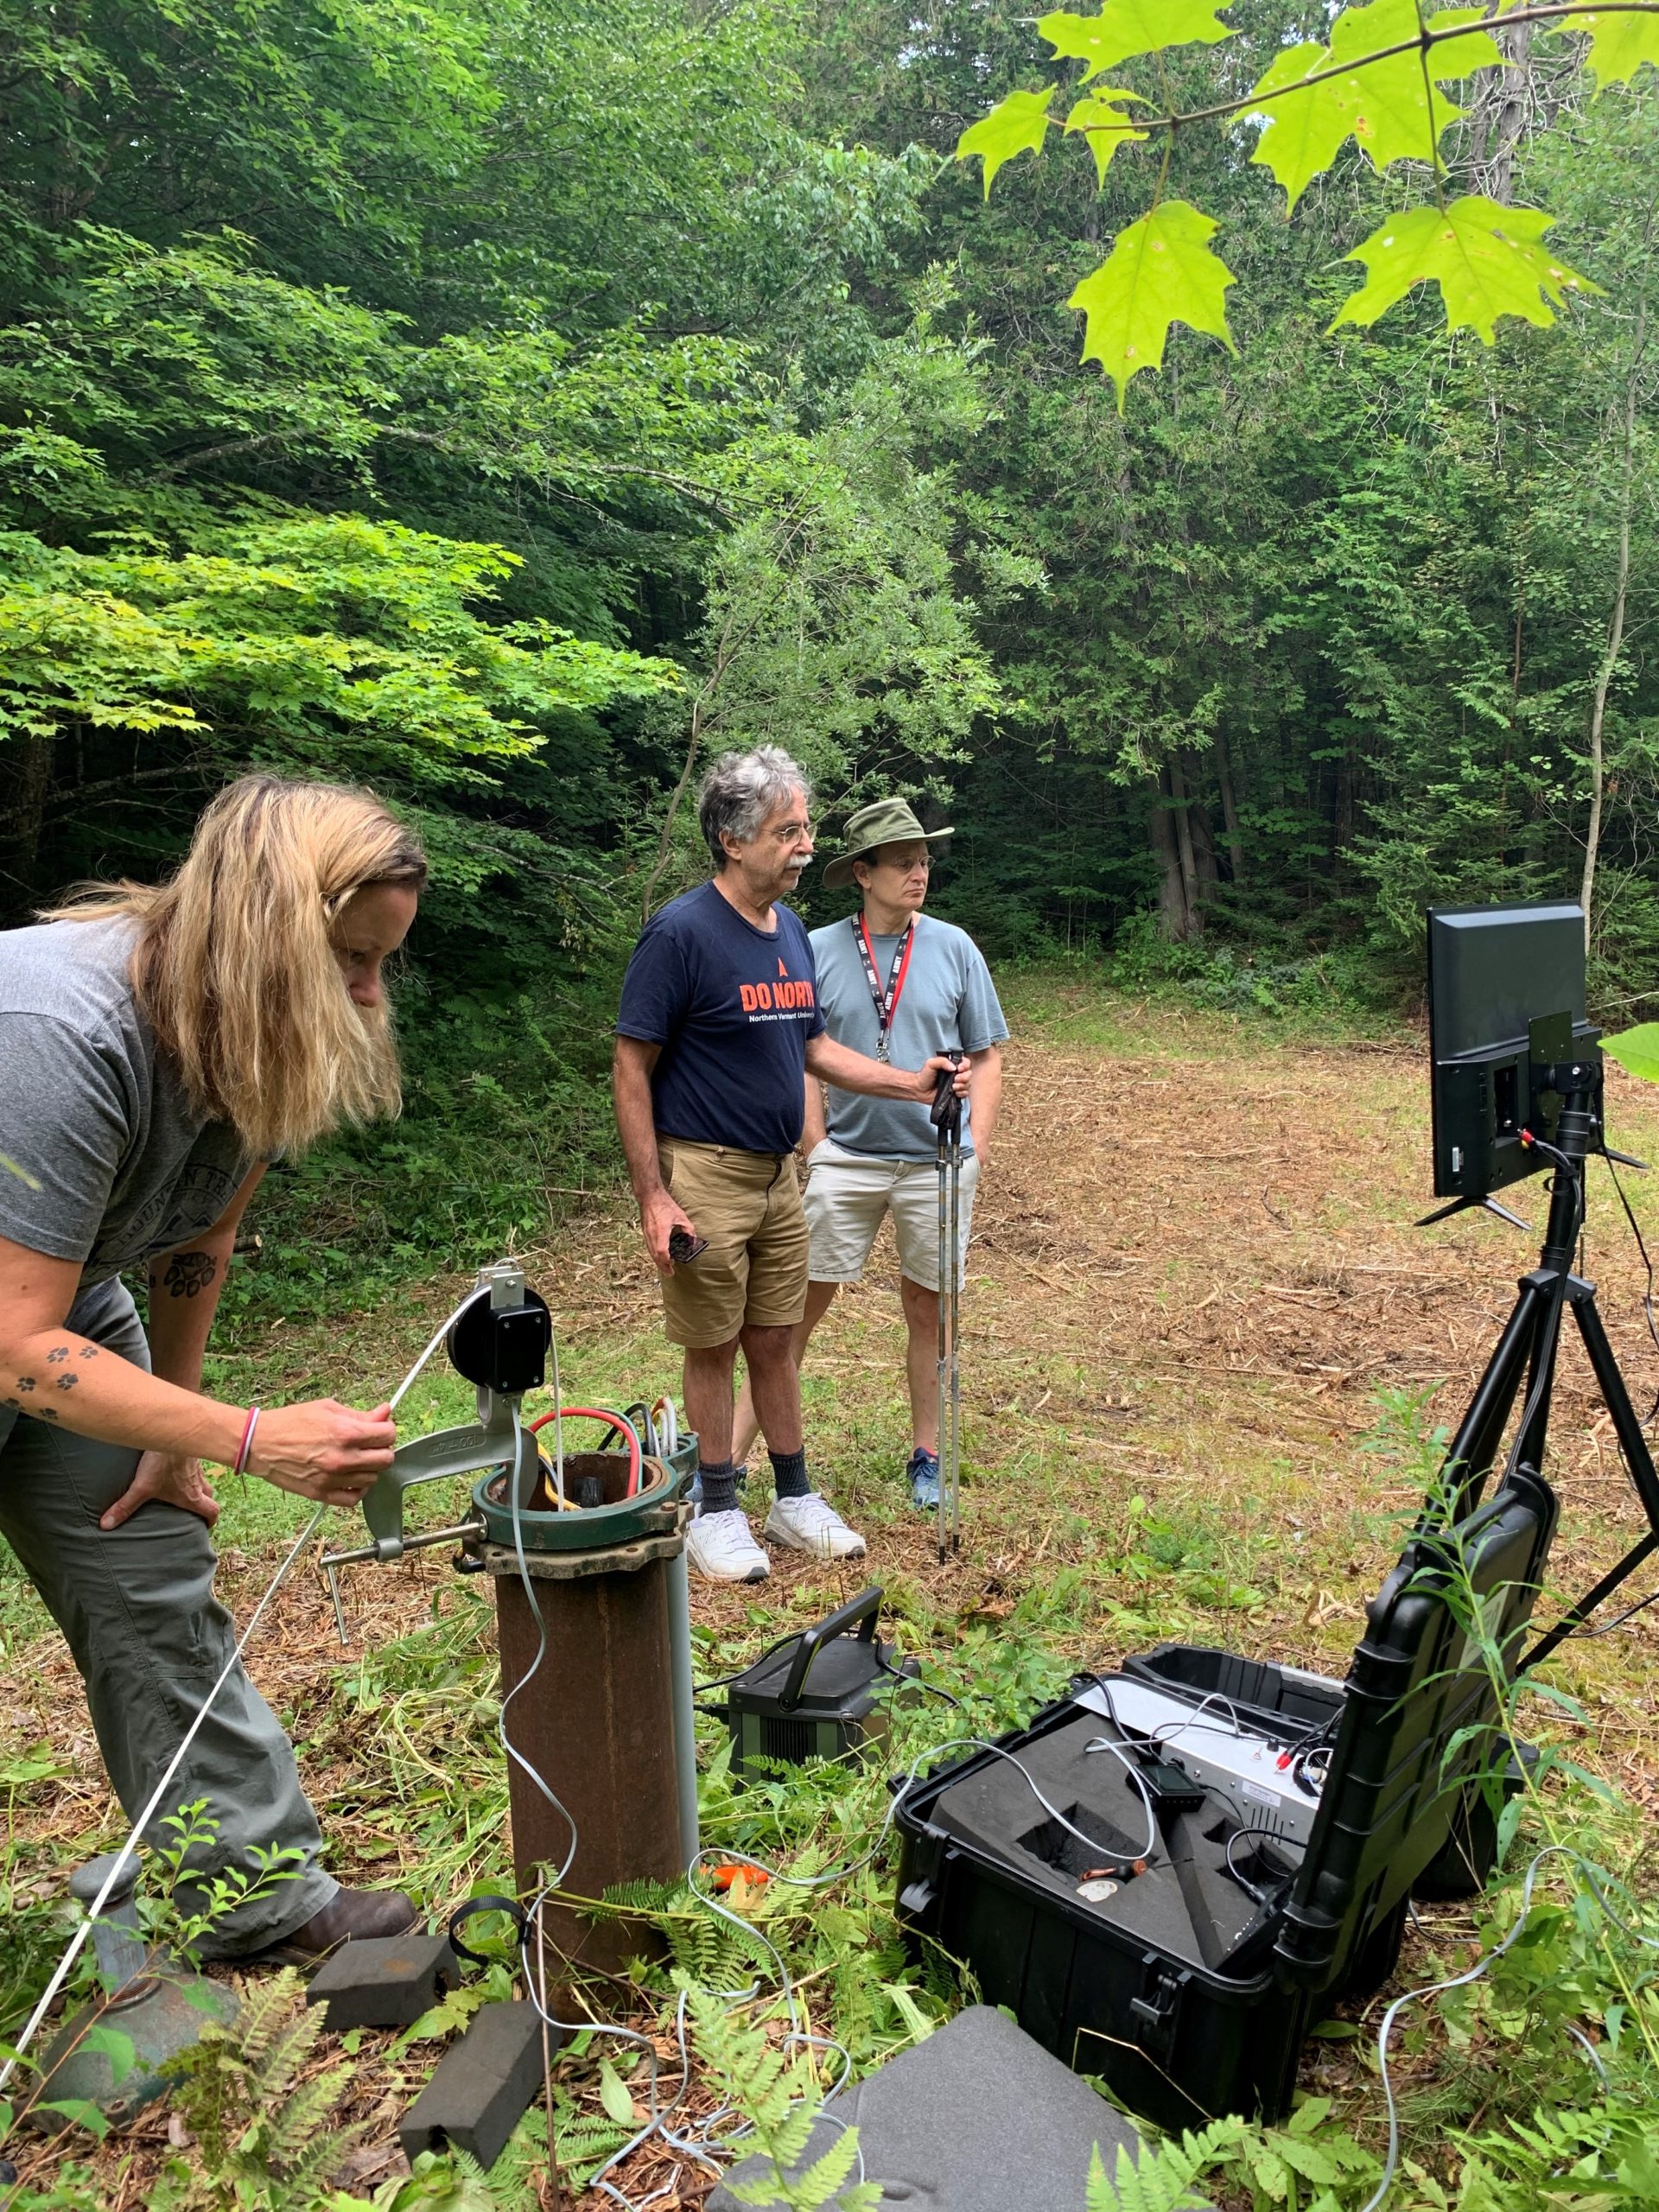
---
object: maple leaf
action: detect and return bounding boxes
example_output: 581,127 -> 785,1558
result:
1037,0 -> 1234,83
1249,42 -> 1357,213
1330,196 -> 1602,343
956,87 -> 1058,197
1064,86 -> 1148,187
1578,8 -> 1659,88
1068,199 -> 1237,409
1252,6 -> 1501,209
1421,5 -> 1506,79
1325,0 -> 1499,173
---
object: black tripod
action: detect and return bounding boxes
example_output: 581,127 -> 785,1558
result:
1440,1071 -> 1659,1670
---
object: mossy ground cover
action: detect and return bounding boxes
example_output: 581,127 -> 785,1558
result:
4,975 -> 1658,2206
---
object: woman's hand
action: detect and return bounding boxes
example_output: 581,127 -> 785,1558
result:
100,1451 -> 220,1530
247,1399 -> 397,1507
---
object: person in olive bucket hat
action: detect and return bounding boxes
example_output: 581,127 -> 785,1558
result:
733,798 -> 1008,1509
613,758 -> 970,1584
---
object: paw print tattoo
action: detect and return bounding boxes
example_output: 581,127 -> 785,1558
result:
162,1251 -> 219,1299
16,1376 -> 35,1393
39,1407 -> 59,1421
56,1373 -> 79,1392
79,1345 -> 100,1359
47,1346 -> 68,1363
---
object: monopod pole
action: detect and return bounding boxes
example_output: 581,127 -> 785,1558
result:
932,1056 -> 963,1562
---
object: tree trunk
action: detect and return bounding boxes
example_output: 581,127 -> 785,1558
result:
1187,758 -> 1220,896
0,737 -> 58,916
1150,772 -> 1192,942
1167,751 -> 1204,935
1212,726 -> 1244,884
1471,16 -> 1533,206
1580,289 -> 1647,952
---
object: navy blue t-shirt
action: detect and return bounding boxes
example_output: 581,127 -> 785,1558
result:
617,881 -> 826,1154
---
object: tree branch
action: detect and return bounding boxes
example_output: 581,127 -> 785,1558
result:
1063,2 -> 1659,143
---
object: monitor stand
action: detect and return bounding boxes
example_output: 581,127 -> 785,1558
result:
1437,1079 -> 1659,1669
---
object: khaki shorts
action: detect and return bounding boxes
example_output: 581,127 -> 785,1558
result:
657,1140 -> 810,1348
802,1138 -> 980,1294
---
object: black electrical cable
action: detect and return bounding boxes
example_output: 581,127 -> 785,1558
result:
1567,1581 -> 1659,1639
877,1649 -> 963,1708
1601,1147 -> 1659,1426
1486,1140 -> 1583,1497
1224,1824 -> 1306,1899
1077,1670 -> 1342,1764
692,1626 -> 804,1699
1542,1138 -> 1659,1640
1560,1147 -> 1659,1638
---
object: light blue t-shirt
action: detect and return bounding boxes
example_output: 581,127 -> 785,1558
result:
809,912 -> 1008,1161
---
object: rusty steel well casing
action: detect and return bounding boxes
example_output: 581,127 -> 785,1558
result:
488,1532 -> 684,1978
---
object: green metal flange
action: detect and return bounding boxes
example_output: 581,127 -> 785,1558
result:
472,1432 -> 696,1553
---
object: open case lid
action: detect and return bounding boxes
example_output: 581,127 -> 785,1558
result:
1275,1467 -> 1559,1991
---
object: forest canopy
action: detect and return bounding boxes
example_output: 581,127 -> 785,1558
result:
0,0 -> 1654,1283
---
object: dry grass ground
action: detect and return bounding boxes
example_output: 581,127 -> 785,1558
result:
6,978 -> 1658,2204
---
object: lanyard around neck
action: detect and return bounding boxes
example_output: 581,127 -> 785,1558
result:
854,914 -> 914,1062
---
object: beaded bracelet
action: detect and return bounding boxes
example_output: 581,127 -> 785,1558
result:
233,1405 -> 261,1476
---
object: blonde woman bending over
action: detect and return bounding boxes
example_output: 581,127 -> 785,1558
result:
0,776 -> 425,1961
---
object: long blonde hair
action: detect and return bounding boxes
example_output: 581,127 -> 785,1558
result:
44,776 -> 428,1155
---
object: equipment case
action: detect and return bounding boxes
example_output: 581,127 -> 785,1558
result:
893,1469 -> 1558,2132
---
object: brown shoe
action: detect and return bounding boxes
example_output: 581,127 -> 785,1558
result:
245,1886 -> 420,1967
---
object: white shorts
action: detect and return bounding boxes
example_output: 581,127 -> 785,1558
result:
802,1138 -> 980,1293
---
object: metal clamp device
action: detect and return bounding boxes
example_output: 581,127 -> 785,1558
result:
318,1261 -> 550,1636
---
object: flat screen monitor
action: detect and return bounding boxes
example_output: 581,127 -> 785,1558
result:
1427,901 -> 1599,1202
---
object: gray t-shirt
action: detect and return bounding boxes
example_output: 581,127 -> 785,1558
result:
0,918 -> 251,1309
809,912 -> 1008,1162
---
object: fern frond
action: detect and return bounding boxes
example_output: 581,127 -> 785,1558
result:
667,1910 -> 775,1992
232,1966 -> 306,2069
253,2107 -> 363,2198
262,2063 -> 352,2166
779,2125 -> 861,2206
598,1875 -> 690,1915
1087,2120 -> 1240,2212
763,2101 -> 820,2172
439,2139 -> 527,2207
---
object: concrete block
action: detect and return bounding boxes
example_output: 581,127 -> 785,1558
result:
305,1934 -> 457,2031
398,2001 -> 559,2172
707,2005 -> 1177,2212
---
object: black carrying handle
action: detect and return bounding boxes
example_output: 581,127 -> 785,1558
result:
930,1049 -> 964,1140
779,1584 -> 884,1711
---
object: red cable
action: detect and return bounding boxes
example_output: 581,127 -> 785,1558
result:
526,1408 -> 643,1497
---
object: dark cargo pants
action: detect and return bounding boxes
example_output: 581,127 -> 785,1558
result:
0,1280 -> 337,1953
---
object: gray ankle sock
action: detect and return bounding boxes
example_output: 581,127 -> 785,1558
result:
698,1459 -> 739,1516
769,1446 -> 810,1501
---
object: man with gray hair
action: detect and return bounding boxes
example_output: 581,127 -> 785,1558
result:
613,747 -> 969,1582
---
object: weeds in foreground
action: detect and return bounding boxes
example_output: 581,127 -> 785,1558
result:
155,1967 -> 359,2209
8,1365 -> 1659,2209
688,1985 -> 880,2211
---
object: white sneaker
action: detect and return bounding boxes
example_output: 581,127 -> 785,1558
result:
687,1508 -> 771,1584
764,1493 -> 867,1560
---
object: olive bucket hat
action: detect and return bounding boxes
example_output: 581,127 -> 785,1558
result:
822,798 -> 955,892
